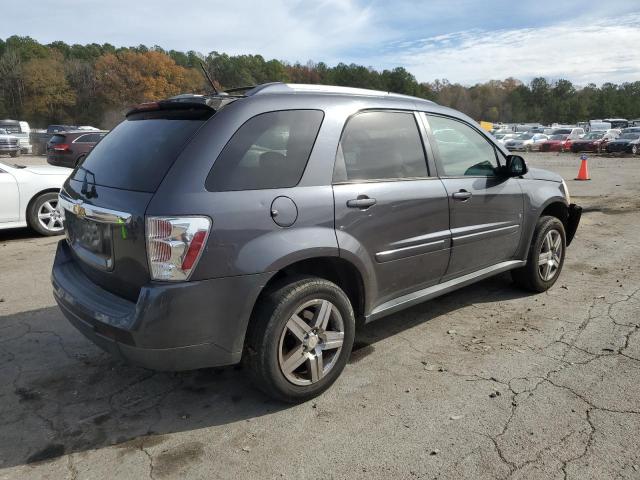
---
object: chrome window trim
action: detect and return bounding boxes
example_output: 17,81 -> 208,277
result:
58,193 -> 132,225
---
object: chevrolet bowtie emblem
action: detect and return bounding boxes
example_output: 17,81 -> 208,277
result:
73,204 -> 86,218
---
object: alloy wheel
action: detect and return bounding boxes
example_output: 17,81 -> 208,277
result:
278,299 -> 345,386
538,229 -> 562,281
38,199 -> 64,233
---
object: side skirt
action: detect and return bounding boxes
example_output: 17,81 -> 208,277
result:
365,260 -> 525,323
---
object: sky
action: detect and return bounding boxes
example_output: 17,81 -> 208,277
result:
3,0 -> 640,86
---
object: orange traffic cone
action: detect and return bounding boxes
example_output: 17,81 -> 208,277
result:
575,154 -> 590,181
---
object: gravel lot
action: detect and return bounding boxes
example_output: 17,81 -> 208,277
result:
1,152 -> 639,479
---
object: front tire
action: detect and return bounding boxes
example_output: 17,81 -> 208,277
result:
512,216 -> 566,292
28,192 -> 65,236
632,145 -> 638,155
244,277 -> 355,403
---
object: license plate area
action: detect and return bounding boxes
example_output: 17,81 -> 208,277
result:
65,212 -> 114,271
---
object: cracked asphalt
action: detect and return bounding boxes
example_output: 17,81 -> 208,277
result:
1,153 -> 639,479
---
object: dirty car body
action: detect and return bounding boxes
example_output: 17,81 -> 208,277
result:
52,83 -> 581,401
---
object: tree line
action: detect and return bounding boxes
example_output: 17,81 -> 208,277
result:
1,35 -> 639,129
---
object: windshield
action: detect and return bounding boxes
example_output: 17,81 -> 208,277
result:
516,134 -> 533,140
585,132 -> 604,139
619,133 -> 640,140
0,123 -> 21,134
552,129 -> 571,135
549,134 -> 568,140
71,111 -> 208,192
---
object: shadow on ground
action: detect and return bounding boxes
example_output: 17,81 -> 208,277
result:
0,272 -> 530,468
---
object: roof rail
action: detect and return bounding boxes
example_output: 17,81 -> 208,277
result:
251,83 -> 434,102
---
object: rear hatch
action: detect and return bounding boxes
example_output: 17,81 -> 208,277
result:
60,102 -> 218,301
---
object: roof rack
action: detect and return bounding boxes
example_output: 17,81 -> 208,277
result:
251,83 -> 434,102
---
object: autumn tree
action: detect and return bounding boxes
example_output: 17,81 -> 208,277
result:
94,50 -> 203,107
22,55 -> 75,124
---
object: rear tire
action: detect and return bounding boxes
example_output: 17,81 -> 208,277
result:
244,276 -> 355,403
512,216 -> 566,292
28,192 -> 65,236
10,150 -> 20,158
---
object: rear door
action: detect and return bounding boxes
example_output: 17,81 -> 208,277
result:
423,114 -> 524,279
333,110 -> 451,308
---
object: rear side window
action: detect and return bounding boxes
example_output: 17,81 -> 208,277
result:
206,110 -> 324,191
72,112 -> 206,192
333,111 -> 428,182
74,133 -> 103,143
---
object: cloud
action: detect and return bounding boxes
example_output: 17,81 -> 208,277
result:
0,0 -> 388,64
1,1 -> 639,85
387,13 -> 640,85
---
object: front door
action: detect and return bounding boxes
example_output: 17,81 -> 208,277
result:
423,114 -> 524,279
0,168 -> 20,223
333,110 -> 451,309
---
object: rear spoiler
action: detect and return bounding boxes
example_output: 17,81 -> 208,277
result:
126,95 -> 238,118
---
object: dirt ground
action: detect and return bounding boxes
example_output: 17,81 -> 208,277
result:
1,152 -> 639,479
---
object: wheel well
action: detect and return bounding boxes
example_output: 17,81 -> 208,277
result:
540,202 -> 568,231
26,188 -> 60,220
257,257 -> 366,322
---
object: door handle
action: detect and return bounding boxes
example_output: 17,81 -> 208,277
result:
347,196 -> 377,209
452,190 -> 472,201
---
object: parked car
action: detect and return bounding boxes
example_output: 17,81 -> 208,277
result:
0,128 -> 21,157
603,118 -> 628,130
504,133 -> 548,151
570,131 -> 618,153
0,119 -> 32,154
47,131 -> 107,168
496,133 -> 520,145
606,132 -> 640,154
0,160 -> 71,235
588,121 -> 611,132
52,83 -> 581,402
539,134 -> 571,152
551,127 -> 585,140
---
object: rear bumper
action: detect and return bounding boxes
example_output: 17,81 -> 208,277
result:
47,154 -> 74,167
566,203 -> 582,246
0,145 -> 19,152
52,240 -> 273,371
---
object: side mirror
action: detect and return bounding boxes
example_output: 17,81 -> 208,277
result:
504,155 -> 528,177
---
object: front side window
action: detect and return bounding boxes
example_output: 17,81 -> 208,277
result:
427,115 -> 499,177
206,110 -> 324,191
334,111 -> 428,182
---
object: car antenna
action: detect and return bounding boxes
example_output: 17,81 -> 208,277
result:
199,62 -> 219,95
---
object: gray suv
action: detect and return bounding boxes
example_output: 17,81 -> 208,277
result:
52,83 -> 581,402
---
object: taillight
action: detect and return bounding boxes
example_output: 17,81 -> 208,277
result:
146,216 -> 211,281
53,143 -> 70,152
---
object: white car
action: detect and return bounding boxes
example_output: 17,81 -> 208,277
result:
0,161 -> 71,235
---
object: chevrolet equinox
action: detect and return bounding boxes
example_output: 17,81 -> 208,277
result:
52,83 -> 581,402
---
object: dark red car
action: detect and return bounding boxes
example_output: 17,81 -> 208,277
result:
47,131 -> 107,168
539,134 -> 570,152
570,131 -> 612,153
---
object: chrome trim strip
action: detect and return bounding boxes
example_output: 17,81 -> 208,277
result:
375,239 -> 446,263
452,224 -> 519,246
366,260 -> 525,322
58,193 -> 132,225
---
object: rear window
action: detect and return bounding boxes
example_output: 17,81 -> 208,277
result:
206,110 -> 324,191
72,111 -> 206,192
49,134 -> 66,145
